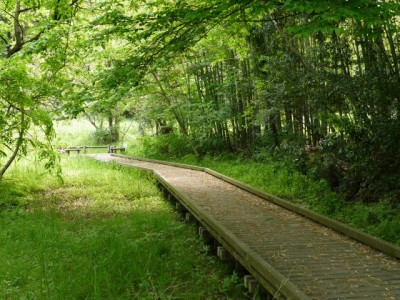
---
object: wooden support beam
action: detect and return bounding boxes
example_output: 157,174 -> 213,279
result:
244,275 -> 253,289
199,226 -> 207,237
217,246 -> 232,261
65,148 -> 81,155
248,279 -> 259,294
110,147 -> 126,153
175,202 -> 186,212
244,275 -> 259,294
185,212 -> 194,222
199,226 -> 212,241
235,260 -> 247,275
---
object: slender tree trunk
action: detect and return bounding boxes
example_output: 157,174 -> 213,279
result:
384,22 -> 400,79
0,110 -> 26,180
151,72 -> 199,156
83,112 -> 99,130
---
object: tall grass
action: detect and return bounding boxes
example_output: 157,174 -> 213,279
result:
0,157 -> 246,299
54,119 -> 97,147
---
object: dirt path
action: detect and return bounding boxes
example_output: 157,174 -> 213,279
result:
92,153 -> 400,299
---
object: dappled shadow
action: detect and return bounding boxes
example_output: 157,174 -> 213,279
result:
0,179 -> 32,213
27,186 -> 167,221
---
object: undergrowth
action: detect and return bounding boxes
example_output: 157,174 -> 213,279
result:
0,157 -> 246,299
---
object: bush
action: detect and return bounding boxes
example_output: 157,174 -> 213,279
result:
135,133 -> 192,159
92,127 -> 119,144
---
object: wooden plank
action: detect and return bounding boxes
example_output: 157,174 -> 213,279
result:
154,175 -> 311,300
204,168 -> 400,259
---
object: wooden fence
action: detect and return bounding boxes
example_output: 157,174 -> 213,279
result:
58,145 -> 126,155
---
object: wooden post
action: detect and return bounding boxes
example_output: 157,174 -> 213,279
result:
175,202 -> 186,212
199,227 -> 211,239
248,279 -> 259,294
185,212 -> 193,222
244,275 -> 255,288
244,275 -> 259,294
107,145 -> 111,153
217,246 -> 232,261
83,145 -> 87,154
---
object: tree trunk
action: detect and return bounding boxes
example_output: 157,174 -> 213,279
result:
0,110 -> 26,180
151,72 -> 199,156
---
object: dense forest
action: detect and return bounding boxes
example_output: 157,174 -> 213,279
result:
1,0 -> 400,205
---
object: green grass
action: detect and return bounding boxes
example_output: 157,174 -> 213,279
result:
0,157 -> 246,299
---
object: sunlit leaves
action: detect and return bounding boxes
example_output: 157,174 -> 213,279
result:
0,0 -> 82,178
283,0 -> 400,36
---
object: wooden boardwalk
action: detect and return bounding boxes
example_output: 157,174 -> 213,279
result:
92,154 -> 400,300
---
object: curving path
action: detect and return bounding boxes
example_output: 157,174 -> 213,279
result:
91,153 -> 400,300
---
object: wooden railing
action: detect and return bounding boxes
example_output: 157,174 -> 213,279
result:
58,145 -> 126,155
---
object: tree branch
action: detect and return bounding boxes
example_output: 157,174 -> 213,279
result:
7,26 -> 48,57
70,0 -> 80,7
19,7 -> 34,13
0,33 -> 8,44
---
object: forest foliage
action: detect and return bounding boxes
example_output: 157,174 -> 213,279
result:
1,0 -> 400,204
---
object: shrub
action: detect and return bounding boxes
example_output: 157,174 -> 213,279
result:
92,127 -> 119,144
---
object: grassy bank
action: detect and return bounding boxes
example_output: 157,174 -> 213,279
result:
0,157 -> 245,299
